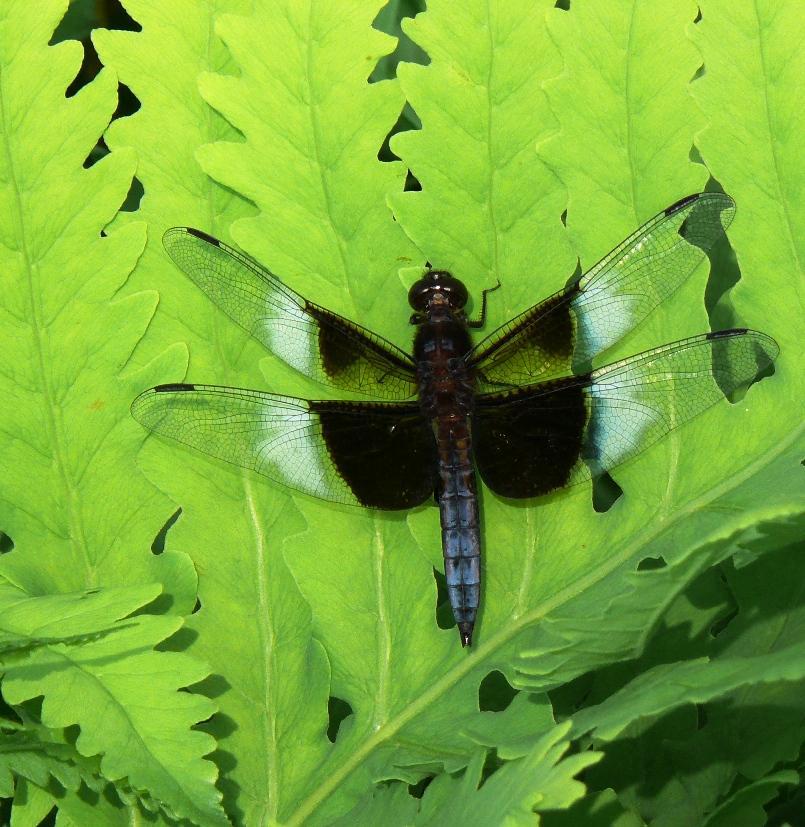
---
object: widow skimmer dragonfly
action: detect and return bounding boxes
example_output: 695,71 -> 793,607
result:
132,193 -> 778,648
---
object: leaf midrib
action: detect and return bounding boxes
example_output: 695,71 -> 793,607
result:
245,477 -> 279,822
372,518 -> 392,730
751,0 -> 804,289
305,2 -> 352,304
0,72 -> 93,575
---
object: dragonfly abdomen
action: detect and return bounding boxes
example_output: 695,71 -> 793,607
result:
436,418 -> 481,647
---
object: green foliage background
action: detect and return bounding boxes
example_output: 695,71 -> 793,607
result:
0,0 -> 802,825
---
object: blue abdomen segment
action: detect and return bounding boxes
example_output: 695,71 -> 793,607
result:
438,440 -> 481,646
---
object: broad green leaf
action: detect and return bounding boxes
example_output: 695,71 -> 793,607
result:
543,788 -> 646,827
575,541 -> 805,825
389,0 -> 573,319
0,582 -> 160,651
569,641 -> 805,742
702,772 -> 799,827
0,0 -> 195,604
10,780 -> 57,827
93,0 -> 258,381
412,724 -> 600,825
692,0 -> 805,375
690,0 -> 804,474
197,2 -> 421,334
0,1 -> 221,822
540,1 -> 707,353
3,615 -> 223,826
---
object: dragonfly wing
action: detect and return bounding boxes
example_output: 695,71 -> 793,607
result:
132,383 -> 436,509
469,193 -> 736,389
474,329 -> 778,498
163,227 -> 418,400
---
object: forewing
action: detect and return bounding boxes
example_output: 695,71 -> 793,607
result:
470,193 -> 736,389
131,384 -> 436,510
163,228 -> 418,399
474,329 -> 778,498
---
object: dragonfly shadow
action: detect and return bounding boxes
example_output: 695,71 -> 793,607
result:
432,567 -> 455,631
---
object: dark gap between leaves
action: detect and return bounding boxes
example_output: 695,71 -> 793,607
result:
53,1 -> 143,221
151,508 -> 182,555
119,175 -> 144,213
51,0 -> 141,98
710,604 -> 739,637
404,170 -> 422,191
701,176 -> 741,330
479,748 -> 503,787
637,555 -> 667,571
408,775 -> 434,799
478,670 -> 518,712
377,106 -> 418,163
696,703 -> 708,729
592,472 -> 623,513
370,0 -> 429,85
327,696 -> 353,743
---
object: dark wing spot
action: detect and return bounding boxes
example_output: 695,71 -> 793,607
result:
307,305 -> 363,379
185,227 -> 221,246
475,376 -> 589,498
706,328 -> 748,339
529,286 -> 578,359
481,283 -> 579,367
312,402 -> 436,509
665,193 -> 700,215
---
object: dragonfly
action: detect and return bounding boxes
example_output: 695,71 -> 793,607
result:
132,193 -> 778,647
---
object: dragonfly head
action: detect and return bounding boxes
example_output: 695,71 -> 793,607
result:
408,269 -> 469,322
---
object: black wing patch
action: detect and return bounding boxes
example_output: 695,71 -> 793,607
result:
163,228 -> 418,400
474,329 -> 778,498
131,384 -> 436,510
469,193 -> 736,390
474,374 -> 588,498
